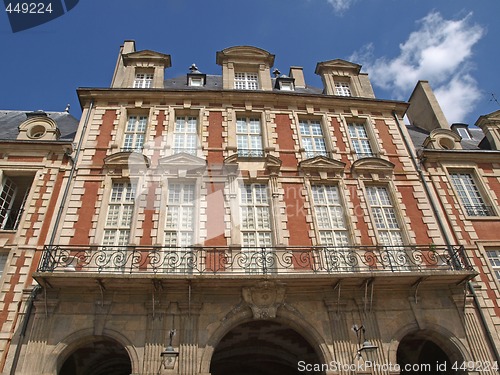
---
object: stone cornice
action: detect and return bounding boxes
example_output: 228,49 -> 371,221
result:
419,149 -> 500,163
76,88 -> 409,115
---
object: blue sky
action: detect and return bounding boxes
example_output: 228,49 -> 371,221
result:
1,0 -> 499,125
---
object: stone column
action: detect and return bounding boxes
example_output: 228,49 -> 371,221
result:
18,293 -> 58,375
142,299 -> 170,375
177,302 -> 203,375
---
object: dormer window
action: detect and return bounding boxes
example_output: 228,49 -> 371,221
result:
133,72 -> 153,88
216,46 -> 275,91
234,72 -> 259,90
273,70 -> 295,92
279,81 -> 294,91
189,77 -> 204,87
457,128 -> 471,140
17,111 -> 60,141
186,64 -> 206,87
335,81 -> 351,96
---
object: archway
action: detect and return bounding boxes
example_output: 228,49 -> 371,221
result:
397,331 -> 464,375
210,320 -> 323,375
59,337 -> 132,375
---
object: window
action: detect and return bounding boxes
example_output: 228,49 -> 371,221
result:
450,172 -> 493,216
311,185 -> 351,272
236,117 -> 264,157
348,122 -> 373,158
299,119 -> 328,158
335,81 -> 352,96
133,72 -> 153,88
366,186 -> 404,247
311,185 -> 349,247
0,175 -> 33,230
123,115 -> 147,152
173,116 -> 198,155
234,72 -> 259,90
188,77 -> 204,87
240,184 -> 272,272
279,81 -> 294,91
102,182 -> 136,247
165,183 -> 196,248
486,250 -> 500,283
0,253 -> 7,277
163,182 -> 197,273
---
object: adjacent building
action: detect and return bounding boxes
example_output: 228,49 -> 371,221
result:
0,41 -> 499,375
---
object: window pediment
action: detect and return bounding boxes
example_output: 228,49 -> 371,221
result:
158,153 -> 206,175
123,50 -> 172,67
351,157 -> 394,179
104,151 -> 151,172
315,59 -> 361,75
216,46 -> 275,66
223,154 -> 282,175
299,156 -> 345,178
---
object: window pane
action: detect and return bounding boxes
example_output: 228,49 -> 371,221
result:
348,123 -> 373,158
240,184 -> 272,245
164,183 -> 196,247
299,120 -> 327,158
311,185 -> 349,246
103,183 -> 135,247
365,186 -> 403,246
450,172 -> 491,216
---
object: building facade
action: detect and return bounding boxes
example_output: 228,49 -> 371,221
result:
0,42 -> 499,374
0,109 -> 78,373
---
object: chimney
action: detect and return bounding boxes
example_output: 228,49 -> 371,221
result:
407,81 -> 450,132
289,66 -> 306,88
111,40 -> 136,88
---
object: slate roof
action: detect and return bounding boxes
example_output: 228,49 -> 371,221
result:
406,124 -> 487,151
163,75 -> 323,95
0,110 -> 79,141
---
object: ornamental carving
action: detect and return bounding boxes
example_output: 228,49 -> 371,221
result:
242,281 -> 286,319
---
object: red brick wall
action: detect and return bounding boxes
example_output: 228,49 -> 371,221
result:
207,111 -> 224,166
70,181 -> 99,245
275,114 -> 297,168
93,110 -> 116,166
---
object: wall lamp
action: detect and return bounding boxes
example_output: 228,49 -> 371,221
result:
352,324 -> 378,363
159,329 -> 179,372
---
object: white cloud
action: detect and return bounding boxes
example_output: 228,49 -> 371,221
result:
434,74 -> 482,124
352,12 -> 485,123
326,0 -> 357,14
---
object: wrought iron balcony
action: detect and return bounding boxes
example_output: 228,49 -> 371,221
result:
120,147 -> 144,153
237,149 -> 265,158
37,244 -> 472,275
353,152 -> 375,160
463,204 -> 495,217
303,150 -> 330,159
172,148 -> 197,156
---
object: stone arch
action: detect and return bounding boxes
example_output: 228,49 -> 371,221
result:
387,323 -> 471,370
200,303 -> 331,374
44,328 -> 140,375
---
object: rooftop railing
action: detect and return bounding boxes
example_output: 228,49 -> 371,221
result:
37,244 -> 472,275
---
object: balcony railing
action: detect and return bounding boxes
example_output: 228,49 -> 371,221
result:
303,150 -> 330,159
463,204 -> 495,217
37,244 -> 472,275
237,149 -> 265,158
353,152 -> 374,160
